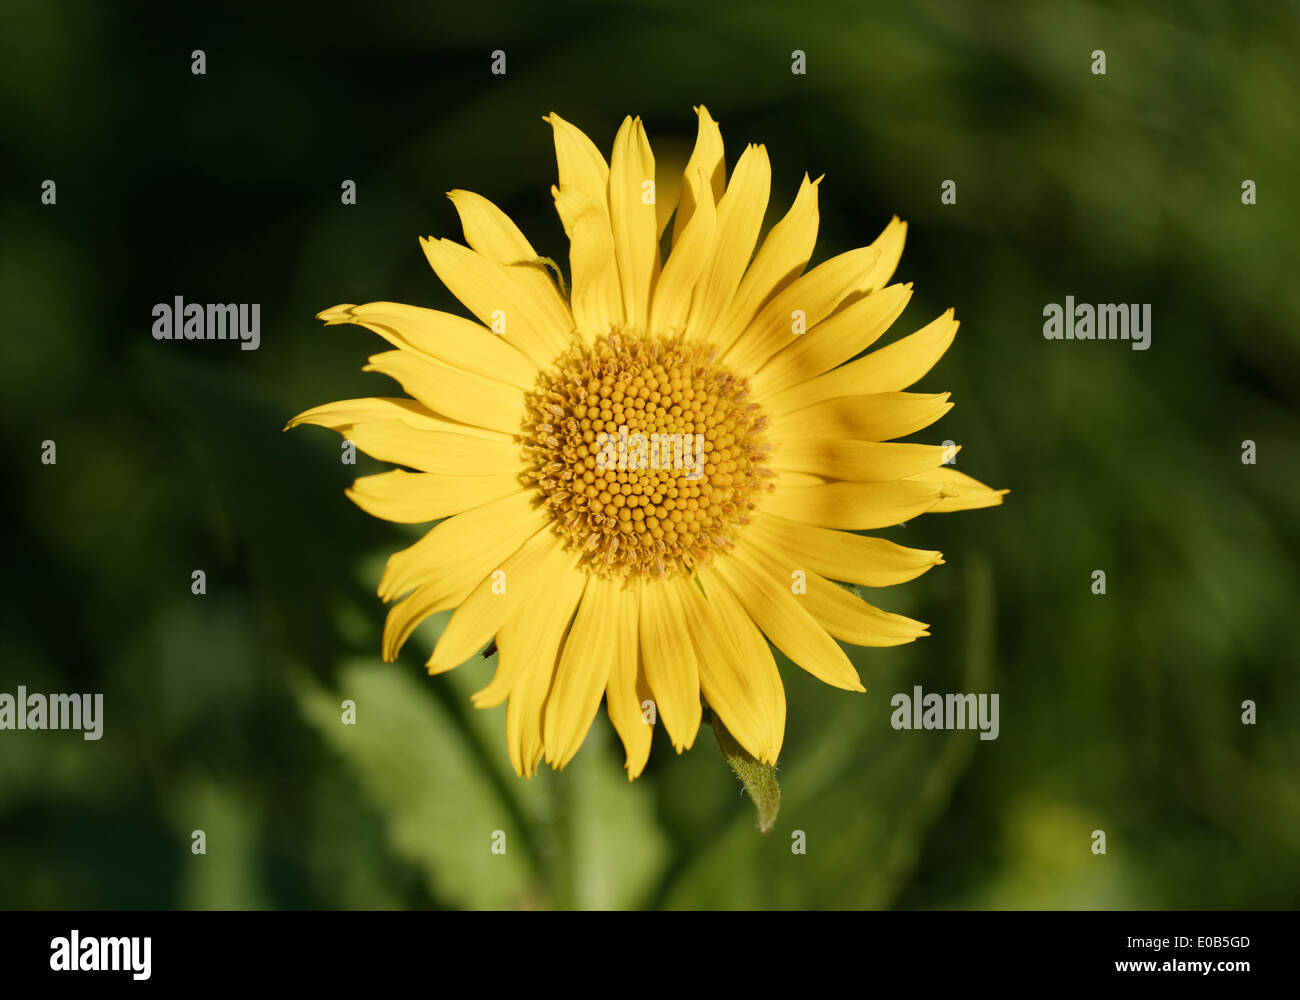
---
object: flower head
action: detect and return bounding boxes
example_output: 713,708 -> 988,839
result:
289,108 -> 1005,780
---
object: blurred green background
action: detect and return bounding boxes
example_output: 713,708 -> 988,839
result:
1,0 -> 1297,909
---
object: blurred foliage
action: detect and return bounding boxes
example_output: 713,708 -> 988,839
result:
1,0 -> 1297,909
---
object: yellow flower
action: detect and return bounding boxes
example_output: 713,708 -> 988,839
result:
289,108 -> 1005,780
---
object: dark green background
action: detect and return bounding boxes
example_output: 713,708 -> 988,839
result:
2,0 -> 1296,909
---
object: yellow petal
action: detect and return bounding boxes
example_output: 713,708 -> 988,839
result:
497,571 -> 588,778
286,396 -> 511,443
362,349 -> 523,435
426,527 -> 568,675
317,301 -> 538,389
381,585 -> 460,664
637,577 -> 702,751
652,144 -> 683,240
476,557 -> 586,709
671,105 -> 725,247
546,111 -> 610,203
764,308 -> 958,413
603,586 -> 652,779
797,573 -> 928,646
862,216 -> 908,293
723,244 -> 881,374
445,189 -> 541,264
905,467 -> 1009,511
346,469 -> 521,524
608,116 -> 660,331
379,494 -> 547,660
501,565 -> 587,778
741,536 -> 928,647
773,470 -> 832,489
748,515 -> 944,588
648,167 -> 716,336
687,571 -> 786,764
379,490 -> 546,601
711,545 -> 864,691
711,173 -> 820,352
686,143 -> 771,337
444,189 -> 574,346
543,574 -> 623,768
293,413 -> 522,477
552,186 -> 625,338
770,391 -> 953,442
771,439 -> 957,482
753,282 -> 913,394
546,112 -> 624,339
420,237 -> 572,367
763,478 -> 945,530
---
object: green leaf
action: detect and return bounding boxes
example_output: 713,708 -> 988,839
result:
295,658 -> 543,909
710,710 -> 781,834
561,721 -> 670,910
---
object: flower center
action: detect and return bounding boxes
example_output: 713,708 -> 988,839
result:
521,333 -> 771,578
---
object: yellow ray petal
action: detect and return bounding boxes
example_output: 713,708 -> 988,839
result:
671,105 -> 725,247
764,308 -> 958,413
505,645 -> 557,777
292,414 -> 523,477
637,577 -> 702,751
317,301 -> 539,389
546,111 -> 610,201
712,545 -> 864,691
686,143 -> 771,337
362,349 -> 523,435
443,190 -> 573,358
426,527 -> 568,675
446,189 -> 541,263
543,574 -> 624,768
546,112 -> 624,339
687,572 -> 786,764
381,585 -> 461,664
748,515 -> 944,588
772,470 -> 832,489
723,244 -> 881,374
796,572 -> 928,646
863,216 -> 908,293
711,173 -> 820,352
770,391 -> 953,443
753,282 -> 913,394
379,490 -> 546,602
552,186 -> 625,339
286,397 -> 512,442
445,191 -> 574,339
763,478 -> 946,531
603,586 -> 652,779
771,439 -> 957,482
608,116 -> 660,330
648,167 -> 716,337
905,467 -> 1009,511
419,236 -> 572,366
504,663 -> 552,778
501,564 -> 587,778
741,538 -> 928,647
474,555 -> 586,710
379,494 -> 547,660
346,469 -> 521,525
